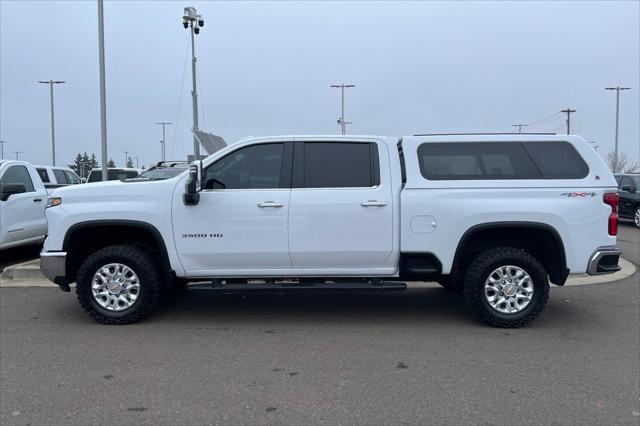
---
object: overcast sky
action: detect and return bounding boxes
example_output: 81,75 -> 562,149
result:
1,0 -> 638,168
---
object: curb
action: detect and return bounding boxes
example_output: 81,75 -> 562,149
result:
1,257 -> 636,289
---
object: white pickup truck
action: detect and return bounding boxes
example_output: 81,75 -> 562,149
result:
41,134 -> 622,327
0,160 -> 48,250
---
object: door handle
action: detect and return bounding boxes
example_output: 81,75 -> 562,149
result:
361,200 -> 387,207
33,198 -> 42,203
257,201 -> 284,208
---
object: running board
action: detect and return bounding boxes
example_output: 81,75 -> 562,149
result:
188,281 -> 407,293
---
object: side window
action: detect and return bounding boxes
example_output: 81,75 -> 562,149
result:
0,165 -> 35,192
301,142 -> 378,188
418,142 -> 542,180
64,170 -> 81,184
36,168 -> 50,183
53,169 -> 68,184
620,177 -> 635,191
524,141 -> 589,179
614,175 -> 623,186
204,143 -> 284,189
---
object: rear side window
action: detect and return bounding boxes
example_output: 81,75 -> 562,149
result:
418,141 -> 588,180
64,170 -> 81,184
418,142 -> 542,180
299,142 -> 379,188
524,141 -> 589,179
53,169 -> 68,184
36,168 -> 50,183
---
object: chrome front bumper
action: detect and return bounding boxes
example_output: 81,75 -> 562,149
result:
587,246 -> 622,275
40,251 -> 68,287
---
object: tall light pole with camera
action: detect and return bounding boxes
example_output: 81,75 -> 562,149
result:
182,7 -> 204,160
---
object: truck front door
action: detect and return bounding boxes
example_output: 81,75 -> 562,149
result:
172,141 -> 293,276
0,164 -> 47,246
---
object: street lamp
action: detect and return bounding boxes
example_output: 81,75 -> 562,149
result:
124,150 -> 129,168
0,140 -> 6,159
13,151 -> 22,160
38,80 -> 65,165
182,7 -> 204,159
605,86 -> 631,160
330,84 -> 355,135
155,121 -> 172,161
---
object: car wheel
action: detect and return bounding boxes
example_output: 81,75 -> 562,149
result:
76,245 -> 163,324
462,247 -> 549,328
634,206 -> 640,228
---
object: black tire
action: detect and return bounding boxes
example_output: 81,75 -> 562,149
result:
462,247 -> 549,328
634,206 -> 640,229
76,245 -> 163,324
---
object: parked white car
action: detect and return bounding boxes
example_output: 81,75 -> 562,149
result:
0,160 -> 48,250
36,165 -> 81,192
41,134 -> 621,327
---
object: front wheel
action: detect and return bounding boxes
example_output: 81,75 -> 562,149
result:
634,206 -> 640,228
463,247 -> 549,328
76,245 -> 163,324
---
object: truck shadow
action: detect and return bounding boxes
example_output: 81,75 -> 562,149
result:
150,287 -> 484,327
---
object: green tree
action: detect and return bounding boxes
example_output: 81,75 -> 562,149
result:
107,158 -> 116,167
126,156 -> 134,168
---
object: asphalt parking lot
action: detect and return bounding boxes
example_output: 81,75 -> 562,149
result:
1,224 -> 638,425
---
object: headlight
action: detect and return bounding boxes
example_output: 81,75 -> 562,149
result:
46,197 -> 62,208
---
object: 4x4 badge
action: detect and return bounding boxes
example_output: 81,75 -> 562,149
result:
561,192 -> 596,197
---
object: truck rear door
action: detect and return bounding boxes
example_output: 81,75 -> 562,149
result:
288,139 -> 393,272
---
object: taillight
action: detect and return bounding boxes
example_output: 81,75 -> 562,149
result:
603,192 -> 619,236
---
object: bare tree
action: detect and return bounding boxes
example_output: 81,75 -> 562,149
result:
605,151 -> 640,174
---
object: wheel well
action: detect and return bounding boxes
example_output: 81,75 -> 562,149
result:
452,224 -> 569,285
63,222 -> 170,283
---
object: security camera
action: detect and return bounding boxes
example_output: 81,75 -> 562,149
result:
194,27 -> 200,34
183,20 -> 188,29
198,18 -> 204,27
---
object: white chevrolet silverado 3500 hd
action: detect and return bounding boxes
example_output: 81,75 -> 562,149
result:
40,134 -> 622,327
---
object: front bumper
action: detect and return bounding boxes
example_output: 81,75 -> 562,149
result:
587,246 -> 622,275
40,251 -> 69,291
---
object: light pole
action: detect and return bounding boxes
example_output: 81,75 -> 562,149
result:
560,108 -> 576,135
155,121 -> 172,161
605,86 -> 631,160
182,7 -> 204,160
0,140 -> 6,159
124,151 -> 128,167
13,151 -> 21,160
98,0 -> 109,181
135,156 -> 139,168
38,80 -> 65,165
330,84 -> 355,135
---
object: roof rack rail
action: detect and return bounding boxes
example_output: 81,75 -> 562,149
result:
413,132 -> 558,136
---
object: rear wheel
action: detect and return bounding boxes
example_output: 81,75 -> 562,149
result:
462,247 -> 549,328
76,245 -> 163,324
634,206 -> 640,228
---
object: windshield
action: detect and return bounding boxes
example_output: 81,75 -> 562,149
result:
87,170 -> 140,183
138,167 -> 186,180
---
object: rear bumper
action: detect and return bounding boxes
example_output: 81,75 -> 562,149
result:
40,251 -> 69,290
587,246 -> 622,275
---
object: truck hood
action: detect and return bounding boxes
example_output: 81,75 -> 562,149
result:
49,177 -> 180,199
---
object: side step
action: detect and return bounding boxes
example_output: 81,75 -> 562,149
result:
188,281 -> 407,293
